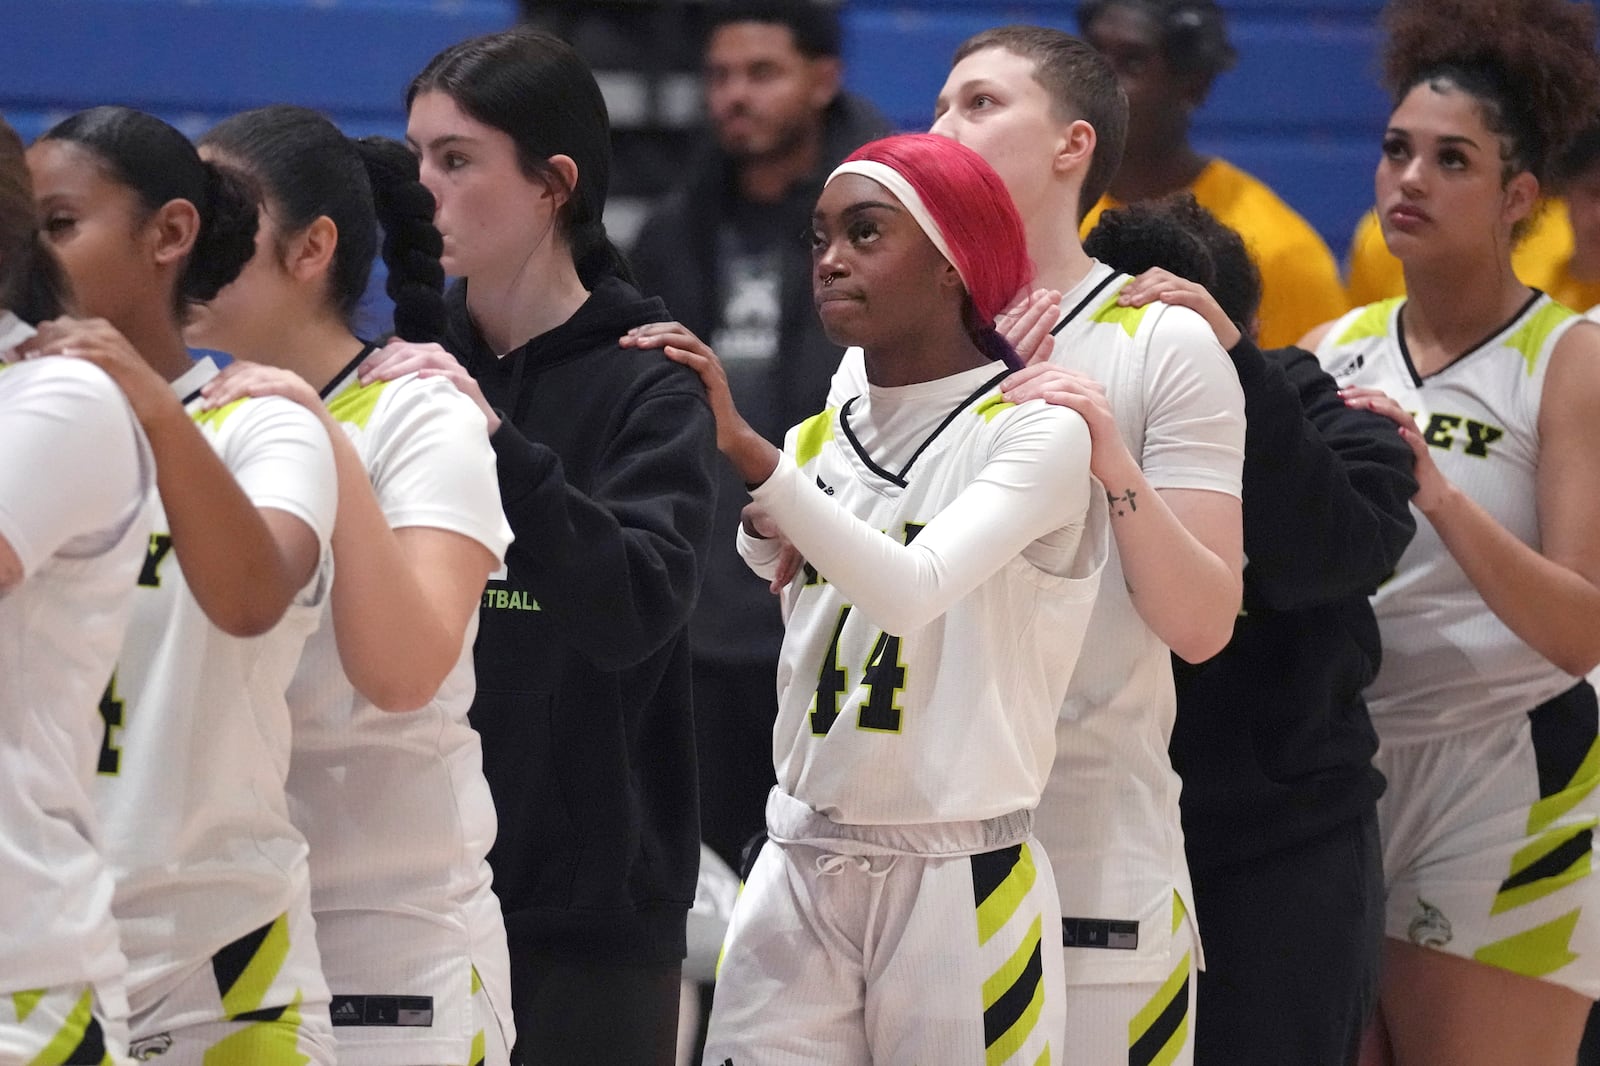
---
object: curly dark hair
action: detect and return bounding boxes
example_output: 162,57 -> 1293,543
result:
1381,0 -> 1600,188
1084,195 -> 1216,293
1085,192 -> 1264,333
1165,195 -> 1262,332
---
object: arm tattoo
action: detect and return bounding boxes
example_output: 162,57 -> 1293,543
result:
1106,488 -> 1138,518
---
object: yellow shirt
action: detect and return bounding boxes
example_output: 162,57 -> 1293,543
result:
1343,201 -> 1590,310
1541,268 -> 1600,316
1081,158 -> 1348,348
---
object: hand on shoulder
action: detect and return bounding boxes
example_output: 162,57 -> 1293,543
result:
1000,363 -> 1134,485
360,339 -> 499,435
21,316 -> 183,431
199,360 -> 321,414
1118,268 -> 1241,350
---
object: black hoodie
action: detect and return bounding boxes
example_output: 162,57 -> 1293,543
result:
630,91 -> 890,665
444,275 -> 717,964
1171,341 -> 1417,870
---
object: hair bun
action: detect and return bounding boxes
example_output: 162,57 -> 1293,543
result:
183,161 -> 260,304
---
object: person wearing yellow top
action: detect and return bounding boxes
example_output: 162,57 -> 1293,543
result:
1549,127 -> 1600,314
1077,0 -> 1347,348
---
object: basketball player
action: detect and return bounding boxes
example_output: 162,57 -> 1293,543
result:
627,131 -> 1108,1066
188,104 -> 516,1066
0,116 -> 150,1066
827,29 -> 1245,1064
28,107 -> 340,1064
1306,1 -> 1600,1061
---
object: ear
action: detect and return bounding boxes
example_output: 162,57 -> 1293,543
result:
544,154 -> 579,211
1502,170 -> 1540,231
147,198 -> 201,270
807,56 -> 842,111
283,215 -> 338,284
1054,118 -> 1098,181
939,260 -> 965,295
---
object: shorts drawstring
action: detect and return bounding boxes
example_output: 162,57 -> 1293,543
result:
814,852 -> 898,972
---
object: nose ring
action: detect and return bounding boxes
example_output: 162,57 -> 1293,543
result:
823,273 -> 838,286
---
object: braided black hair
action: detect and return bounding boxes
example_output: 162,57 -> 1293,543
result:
200,106 -> 445,343
355,137 -> 445,343
41,106 -> 259,317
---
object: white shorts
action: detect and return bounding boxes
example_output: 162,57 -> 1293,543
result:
1058,910 -> 1198,1066
704,792 -> 1065,1066
1377,680 -> 1600,997
0,983 -> 130,1065
324,962 -> 510,1066
470,965 -> 511,1066
126,908 -> 335,1065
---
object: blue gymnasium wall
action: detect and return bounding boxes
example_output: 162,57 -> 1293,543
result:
0,0 -> 1388,259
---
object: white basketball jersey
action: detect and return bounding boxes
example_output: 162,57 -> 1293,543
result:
1316,294 -> 1588,740
97,356 -> 338,1002
286,367 -> 514,1065
0,358 -> 151,993
1037,264 -> 1243,982
753,363 -> 1107,827
823,266 -> 1244,981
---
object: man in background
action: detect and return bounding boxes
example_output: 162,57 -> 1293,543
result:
630,0 -> 888,874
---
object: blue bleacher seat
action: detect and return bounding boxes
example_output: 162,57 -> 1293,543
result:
0,0 -> 516,140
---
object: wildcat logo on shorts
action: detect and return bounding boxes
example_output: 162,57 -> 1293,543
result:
1408,896 -> 1453,948
129,1033 -> 173,1060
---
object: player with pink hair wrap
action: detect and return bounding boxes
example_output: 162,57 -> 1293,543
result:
830,133 -> 1034,371
626,132 -> 1108,1064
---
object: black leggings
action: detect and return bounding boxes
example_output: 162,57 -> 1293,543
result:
510,952 -> 682,1066
1191,811 -> 1386,1066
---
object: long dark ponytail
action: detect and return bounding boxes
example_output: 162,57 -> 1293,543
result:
40,106 -> 258,318
200,105 -> 445,342
407,26 -> 635,289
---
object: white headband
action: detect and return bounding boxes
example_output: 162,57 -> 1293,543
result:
825,159 -> 967,292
